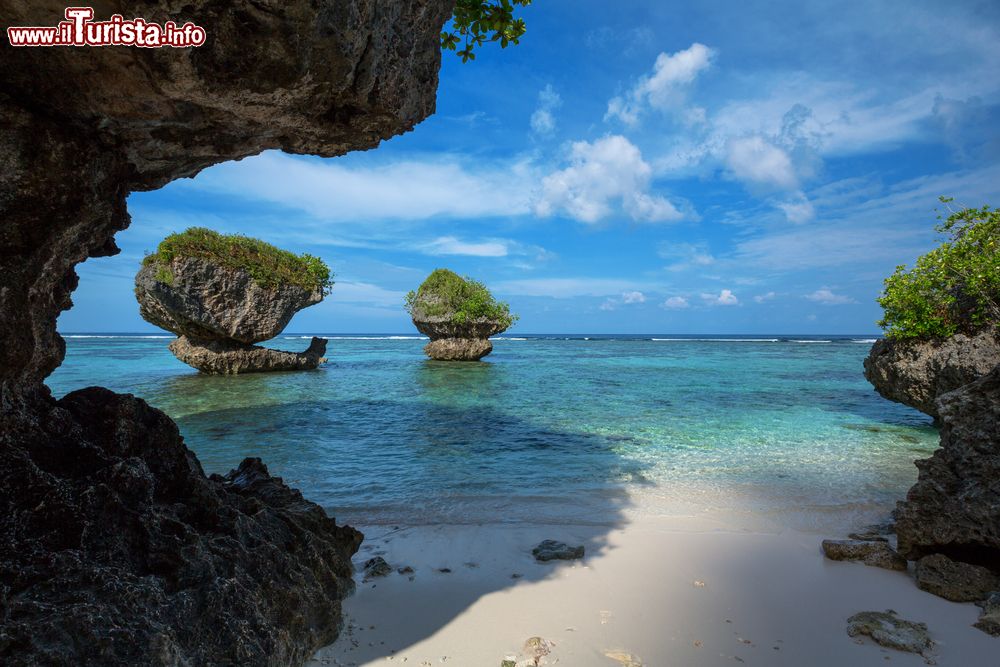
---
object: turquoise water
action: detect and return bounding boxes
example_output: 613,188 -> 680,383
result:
48,334 -> 937,530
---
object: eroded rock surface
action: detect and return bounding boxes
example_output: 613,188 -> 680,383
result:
136,258 -> 323,344
975,592 -> 1000,636
424,337 -> 494,361
0,0 -> 453,664
169,335 -> 328,374
863,331 -> 1000,418
895,366 -> 1000,572
0,388 -> 362,666
532,540 -> 585,562
914,553 -> 1000,603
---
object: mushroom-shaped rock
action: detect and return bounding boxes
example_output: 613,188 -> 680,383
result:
136,228 -> 331,373
406,269 -> 517,361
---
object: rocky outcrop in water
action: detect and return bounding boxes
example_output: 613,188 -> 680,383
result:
135,257 -> 327,373
0,0 -> 452,664
895,366 -> 1000,573
863,330 -> 1000,418
169,335 -> 328,374
407,269 -> 516,361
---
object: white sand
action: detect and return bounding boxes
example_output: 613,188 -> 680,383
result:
309,500 -> 995,667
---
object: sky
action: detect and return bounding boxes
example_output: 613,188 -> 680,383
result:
60,0 -> 1000,335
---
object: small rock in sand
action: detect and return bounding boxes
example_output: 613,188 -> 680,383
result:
397,566 -> 415,575
523,636 -> 554,659
363,556 -> 392,580
974,592 -> 1000,636
604,650 -> 643,666
821,539 -> 907,571
532,539 -> 584,562
846,610 -> 933,655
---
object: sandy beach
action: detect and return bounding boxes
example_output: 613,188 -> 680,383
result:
308,495 -> 994,667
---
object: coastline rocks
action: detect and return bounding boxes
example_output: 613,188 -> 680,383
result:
407,269 -> 516,361
424,337 -> 494,361
136,258 -> 322,344
532,540 -> 585,562
894,366 -> 1000,571
136,258 -> 326,374
362,556 -> 393,581
975,593 -> 1000,636
846,610 -> 933,655
169,335 -> 327,374
821,539 -> 908,571
863,330 -> 1000,418
0,387 -> 362,666
914,554 -> 1000,603
1,0 -> 452,663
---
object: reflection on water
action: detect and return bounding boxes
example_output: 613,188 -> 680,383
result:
49,335 -> 936,528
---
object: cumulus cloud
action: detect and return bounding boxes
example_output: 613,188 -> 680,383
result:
531,84 -> 563,135
606,43 -> 714,125
775,193 -> 816,223
662,296 -> 690,309
621,290 -> 647,304
701,289 -> 739,306
805,288 -> 856,305
725,136 -> 799,191
535,135 -> 686,224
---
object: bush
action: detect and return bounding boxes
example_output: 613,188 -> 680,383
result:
405,268 -> 518,327
878,199 -> 999,340
143,227 -> 333,294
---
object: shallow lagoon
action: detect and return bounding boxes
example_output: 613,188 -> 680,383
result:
49,334 -> 936,531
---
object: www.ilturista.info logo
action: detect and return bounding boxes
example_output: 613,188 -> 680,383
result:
7,7 -> 206,48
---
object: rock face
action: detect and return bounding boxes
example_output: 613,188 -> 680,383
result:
412,313 -> 509,361
532,539 -> 585,562
136,258 -> 323,344
136,258 -> 327,373
169,335 -> 328,374
0,387 -> 362,666
975,593 -> 1000,636
895,366 -> 1000,573
423,337 -> 494,361
0,0 -> 452,664
863,330 -> 1000,418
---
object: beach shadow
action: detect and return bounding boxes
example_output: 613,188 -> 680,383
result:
147,362 -> 648,662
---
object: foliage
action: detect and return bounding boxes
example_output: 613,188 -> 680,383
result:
405,268 -> 518,327
878,198 -> 999,340
143,227 -> 333,294
441,0 -> 531,62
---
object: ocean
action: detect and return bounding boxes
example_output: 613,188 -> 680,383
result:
48,334 -> 937,533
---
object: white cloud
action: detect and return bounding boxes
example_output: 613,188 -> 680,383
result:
606,43 -> 715,125
184,150 -> 535,222
621,290 -> 647,304
494,278 -> 652,298
805,288 -> 856,305
725,136 -> 799,191
418,236 -> 509,257
535,135 -> 686,224
531,84 -> 563,135
753,291 -> 776,303
776,193 -> 816,223
660,242 -> 716,272
327,281 -> 407,307
663,296 -> 690,309
701,289 -> 739,306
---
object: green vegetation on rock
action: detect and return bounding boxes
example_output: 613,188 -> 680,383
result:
878,199 -> 999,340
441,0 -> 531,62
405,268 -> 517,327
143,227 -> 333,294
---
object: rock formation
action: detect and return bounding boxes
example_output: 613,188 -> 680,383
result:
407,269 -> 517,360
821,539 -> 907,571
863,330 -> 1000,418
895,366 -> 1000,573
0,1 -> 453,664
135,250 -> 328,373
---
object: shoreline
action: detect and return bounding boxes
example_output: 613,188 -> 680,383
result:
310,500 -> 994,667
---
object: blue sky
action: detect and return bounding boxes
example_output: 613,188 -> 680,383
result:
61,0 -> 1000,334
